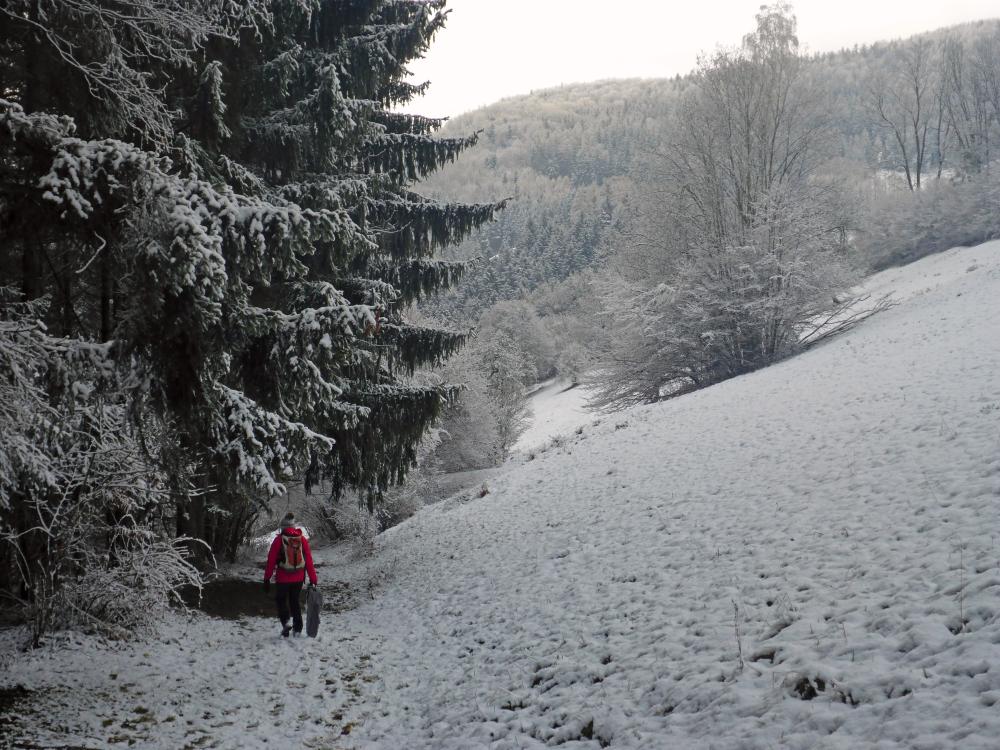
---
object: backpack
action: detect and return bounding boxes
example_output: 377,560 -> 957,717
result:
277,532 -> 305,571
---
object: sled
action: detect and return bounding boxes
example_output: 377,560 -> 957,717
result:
306,585 -> 322,637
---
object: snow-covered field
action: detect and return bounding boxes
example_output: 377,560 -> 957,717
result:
3,241 -> 1000,749
517,378 -> 598,453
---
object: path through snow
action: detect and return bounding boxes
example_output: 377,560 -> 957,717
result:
0,610 -> 382,749
517,379 -> 597,453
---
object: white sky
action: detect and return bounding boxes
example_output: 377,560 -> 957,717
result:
400,0 -> 1000,117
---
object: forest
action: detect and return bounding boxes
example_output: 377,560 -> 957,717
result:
412,14 -> 1000,475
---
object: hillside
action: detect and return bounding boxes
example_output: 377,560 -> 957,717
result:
4,240 -> 998,748
421,79 -> 678,315
420,19 -> 1000,319
336,240 -> 1000,748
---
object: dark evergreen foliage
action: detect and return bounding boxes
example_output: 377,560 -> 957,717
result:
0,0 -> 502,575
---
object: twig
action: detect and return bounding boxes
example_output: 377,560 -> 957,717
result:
733,599 -> 744,673
75,233 -> 107,275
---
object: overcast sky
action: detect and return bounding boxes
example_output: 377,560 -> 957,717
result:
400,0 -> 1000,117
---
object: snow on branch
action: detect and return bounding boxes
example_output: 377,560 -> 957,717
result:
0,0 -> 272,146
211,385 -> 337,496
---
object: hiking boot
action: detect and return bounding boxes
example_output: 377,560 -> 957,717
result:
281,624 -> 292,638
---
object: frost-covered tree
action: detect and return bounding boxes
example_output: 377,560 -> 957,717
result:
402,320 -> 534,479
476,333 -> 533,462
592,3 -> 857,408
0,294 -> 201,646
478,300 -> 557,381
867,36 -> 943,190
1,0 -> 502,603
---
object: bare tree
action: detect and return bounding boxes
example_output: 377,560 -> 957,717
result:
868,38 -> 942,190
0,299 -> 201,647
939,35 -> 994,177
969,28 -> 1000,170
592,4 -> 862,408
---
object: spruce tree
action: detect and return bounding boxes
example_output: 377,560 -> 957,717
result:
1,0 -> 503,569
169,0 -> 505,551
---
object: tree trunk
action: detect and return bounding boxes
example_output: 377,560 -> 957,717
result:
21,242 -> 42,301
100,247 -> 113,342
21,1 -> 50,303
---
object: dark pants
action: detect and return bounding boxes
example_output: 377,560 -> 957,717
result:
275,581 -> 304,632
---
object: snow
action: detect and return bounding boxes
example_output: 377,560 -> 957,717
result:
0,618 -> 379,749
516,378 -> 598,452
3,240 -> 1000,748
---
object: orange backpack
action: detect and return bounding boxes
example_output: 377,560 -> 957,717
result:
278,532 -> 305,571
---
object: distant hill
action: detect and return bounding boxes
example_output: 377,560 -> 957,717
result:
420,19 -> 1000,319
421,79 -> 681,316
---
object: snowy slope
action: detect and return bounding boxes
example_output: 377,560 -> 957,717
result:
3,241 -> 1000,749
516,379 -> 598,453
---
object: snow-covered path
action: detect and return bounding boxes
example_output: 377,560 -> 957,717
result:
3,241 -> 1000,749
516,378 -> 597,453
0,614 -> 384,748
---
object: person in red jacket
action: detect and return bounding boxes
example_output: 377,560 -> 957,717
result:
263,512 -> 318,637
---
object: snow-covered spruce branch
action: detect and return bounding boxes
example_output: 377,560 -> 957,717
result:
31,124 -> 332,307
1,0 -> 272,146
210,385 -> 338,496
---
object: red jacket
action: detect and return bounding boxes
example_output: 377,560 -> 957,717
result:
264,527 -> 318,585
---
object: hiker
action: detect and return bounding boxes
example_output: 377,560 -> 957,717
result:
263,512 -> 318,637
